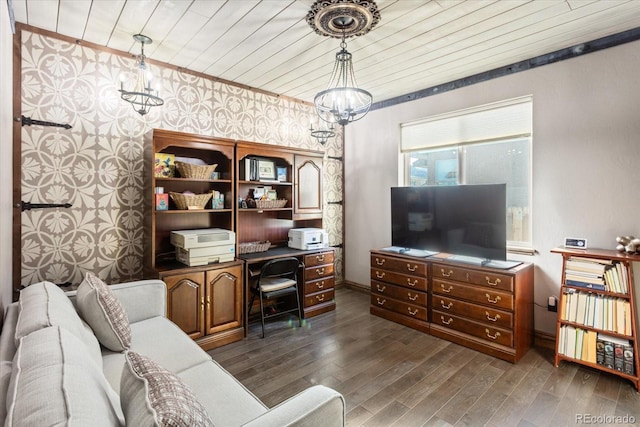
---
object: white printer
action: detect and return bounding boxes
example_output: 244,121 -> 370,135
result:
171,228 -> 235,266
288,228 -> 329,250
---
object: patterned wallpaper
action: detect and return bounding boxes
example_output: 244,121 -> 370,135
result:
19,30 -> 343,287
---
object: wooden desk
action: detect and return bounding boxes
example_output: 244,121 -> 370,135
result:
238,246 -> 336,335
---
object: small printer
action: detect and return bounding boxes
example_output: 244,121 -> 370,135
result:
288,228 -> 329,250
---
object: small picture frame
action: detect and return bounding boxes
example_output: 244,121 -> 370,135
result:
277,166 -> 287,182
258,159 -> 276,180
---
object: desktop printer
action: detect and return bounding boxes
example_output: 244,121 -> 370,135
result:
171,228 -> 235,266
288,228 -> 329,250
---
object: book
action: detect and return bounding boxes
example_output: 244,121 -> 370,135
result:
565,279 -> 606,291
566,326 -> 577,359
596,336 -> 605,365
154,153 -> 175,177
575,292 -> 588,325
623,343 -> 635,375
584,330 -> 597,364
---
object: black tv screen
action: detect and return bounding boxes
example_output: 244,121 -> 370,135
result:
391,184 -> 507,261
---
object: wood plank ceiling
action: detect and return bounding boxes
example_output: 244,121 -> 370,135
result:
11,0 -> 640,105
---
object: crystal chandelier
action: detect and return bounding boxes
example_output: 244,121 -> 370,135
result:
307,0 -> 380,126
119,34 -> 164,116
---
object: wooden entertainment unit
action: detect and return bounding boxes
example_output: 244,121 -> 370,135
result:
370,249 -> 534,363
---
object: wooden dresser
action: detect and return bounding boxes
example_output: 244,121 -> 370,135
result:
370,250 -> 534,363
303,250 -> 336,317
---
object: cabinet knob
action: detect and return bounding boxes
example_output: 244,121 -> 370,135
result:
485,329 -> 501,340
485,276 -> 501,286
485,311 -> 501,322
485,293 -> 501,304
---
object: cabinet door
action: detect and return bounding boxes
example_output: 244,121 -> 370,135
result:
205,264 -> 243,335
163,272 -> 205,340
294,155 -> 323,217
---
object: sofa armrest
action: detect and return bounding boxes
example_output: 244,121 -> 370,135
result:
241,385 -> 345,427
67,280 -> 167,323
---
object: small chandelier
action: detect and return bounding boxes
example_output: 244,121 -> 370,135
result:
307,0 -> 380,126
119,34 -> 164,116
310,122 -> 336,145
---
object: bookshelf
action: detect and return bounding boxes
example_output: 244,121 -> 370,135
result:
552,247 -> 640,391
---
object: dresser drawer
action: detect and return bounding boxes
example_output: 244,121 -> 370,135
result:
304,289 -> 335,308
304,251 -> 334,268
305,263 -> 334,281
432,263 -> 514,292
371,254 -> 427,276
432,279 -> 513,311
304,277 -> 334,295
431,294 -> 513,329
370,294 -> 428,321
370,268 -> 428,292
433,310 -> 513,347
372,280 -> 427,306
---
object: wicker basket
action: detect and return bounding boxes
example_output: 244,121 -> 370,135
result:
175,161 -> 218,179
238,241 -> 271,254
169,192 -> 212,210
255,199 -> 287,209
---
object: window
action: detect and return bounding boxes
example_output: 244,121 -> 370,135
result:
401,97 -> 532,250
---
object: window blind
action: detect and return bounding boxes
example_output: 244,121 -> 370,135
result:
400,96 -> 532,153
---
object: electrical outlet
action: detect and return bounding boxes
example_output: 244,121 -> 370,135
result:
547,296 -> 558,312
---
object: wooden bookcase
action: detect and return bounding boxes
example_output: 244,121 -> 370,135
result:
552,247 -> 640,391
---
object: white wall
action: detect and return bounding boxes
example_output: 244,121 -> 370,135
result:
345,40 -> 640,335
1,0 -> 14,310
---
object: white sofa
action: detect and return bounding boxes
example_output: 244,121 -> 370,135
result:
0,279 -> 345,426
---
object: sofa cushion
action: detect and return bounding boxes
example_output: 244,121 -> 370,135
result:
76,272 -> 131,352
14,281 -> 102,367
102,316 -> 211,393
5,326 -> 123,427
178,360 -> 268,426
120,351 -> 214,427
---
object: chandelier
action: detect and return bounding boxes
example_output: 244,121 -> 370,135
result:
307,0 -> 380,126
310,122 -> 336,145
119,34 -> 164,116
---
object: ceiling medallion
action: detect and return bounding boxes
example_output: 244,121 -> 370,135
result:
306,0 -> 381,38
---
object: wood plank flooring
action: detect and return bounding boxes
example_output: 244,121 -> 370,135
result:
208,288 -> 640,426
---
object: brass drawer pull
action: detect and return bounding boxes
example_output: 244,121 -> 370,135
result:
375,271 -> 385,279
375,258 -> 385,266
485,294 -> 501,304
408,292 -> 418,301
440,316 -> 453,325
200,297 -> 205,312
440,269 -> 453,278
206,295 -> 210,310
408,307 -> 418,316
440,300 -> 452,309
406,278 -> 418,287
407,264 -> 418,272
485,329 -> 501,340
376,284 -> 386,292
485,311 -> 501,322
316,255 -> 325,262
316,268 -> 325,275
317,281 -> 325,289
316,294 -> 325,302
485,276 -> 501,286
376,297 -> 386,306
440,284 -> 453,293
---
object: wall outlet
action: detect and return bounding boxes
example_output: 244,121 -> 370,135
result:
547,296 -> 558,312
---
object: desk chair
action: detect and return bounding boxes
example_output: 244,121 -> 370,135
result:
248,257 -> 304,338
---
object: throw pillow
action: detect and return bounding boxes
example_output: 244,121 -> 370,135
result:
76,272 -> 131,352
120,351 -> 214,427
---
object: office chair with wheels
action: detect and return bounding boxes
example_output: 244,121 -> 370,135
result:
247,257 -> 304,338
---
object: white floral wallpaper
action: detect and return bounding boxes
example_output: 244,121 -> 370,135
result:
19,29 -> 343,287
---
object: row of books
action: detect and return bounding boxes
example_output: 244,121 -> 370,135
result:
561,290 -> 632,335
564,256 -> 629,294
558,326 -> 634,375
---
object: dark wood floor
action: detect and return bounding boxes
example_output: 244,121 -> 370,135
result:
209,287 -> 640,426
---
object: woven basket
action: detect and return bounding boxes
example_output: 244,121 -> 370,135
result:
255,199 -> 287,209
175,161 -> 218,179
238,241 -> 271,254
169,192 -> 212,210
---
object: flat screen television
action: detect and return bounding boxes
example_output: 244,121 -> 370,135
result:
391,184 -> 510,265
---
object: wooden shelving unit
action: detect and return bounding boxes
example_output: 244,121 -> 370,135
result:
552,247 -> 640,391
